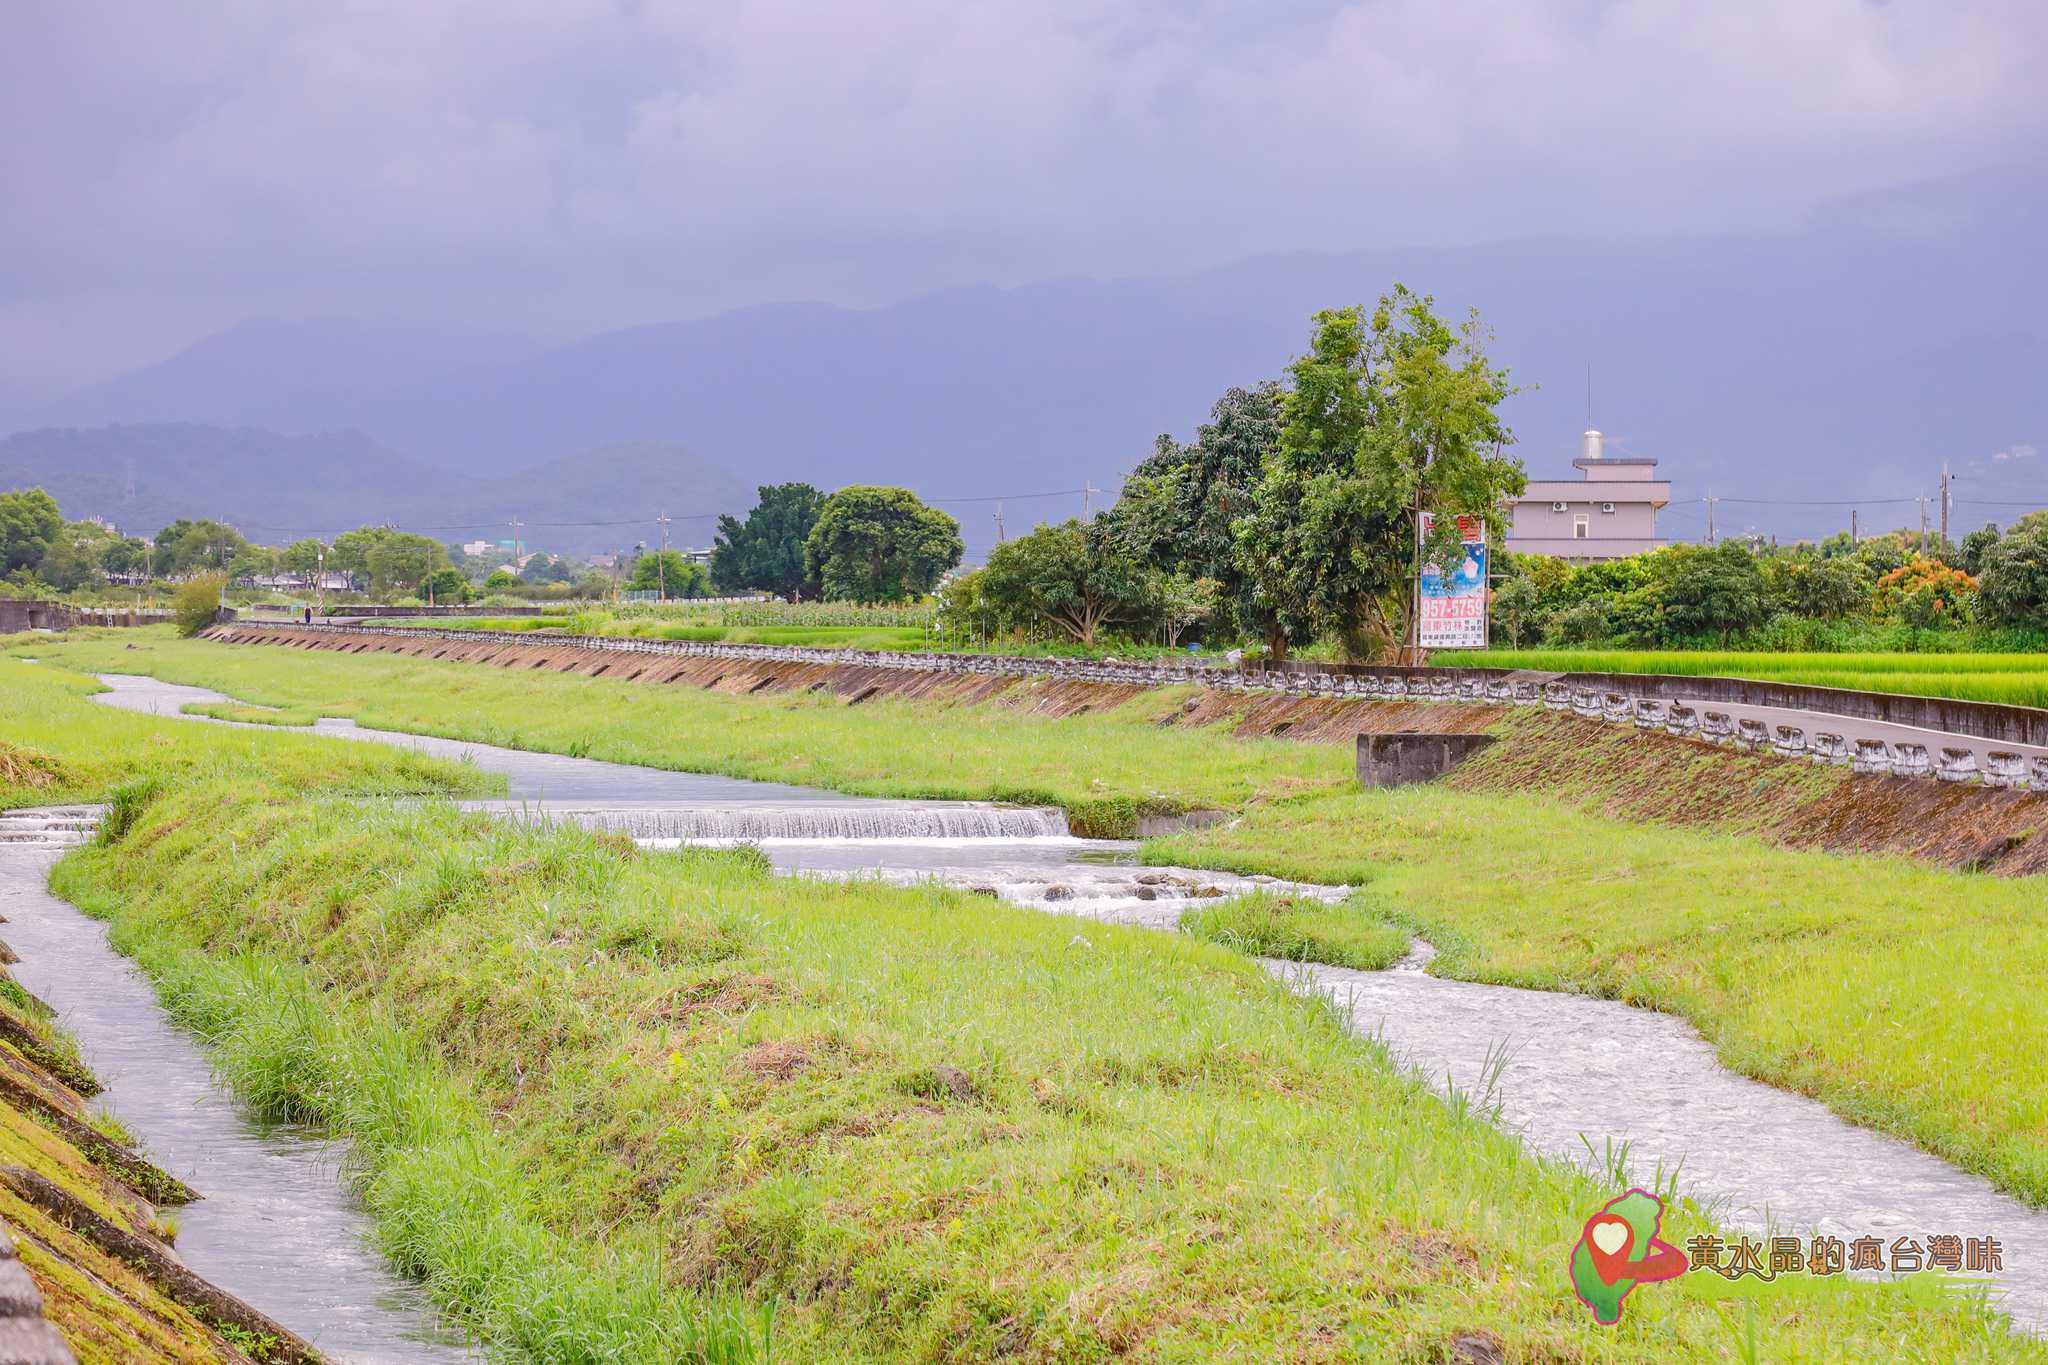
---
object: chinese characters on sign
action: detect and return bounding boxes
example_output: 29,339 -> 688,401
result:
1417,513 -> 1488,650
1685,1232 -> 2003,1282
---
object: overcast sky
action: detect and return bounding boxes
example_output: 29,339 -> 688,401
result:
5,0 -> 2044,394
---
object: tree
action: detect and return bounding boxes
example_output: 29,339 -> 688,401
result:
804,486 -> 962,604
37,522 -> 110,592
628,551 -> 710,598
1977,526 -> 2048,627
1239,288 -> 1521,661
483,568 -> 520,591
1957,524 -> 2003,578
713,483 -> 825,599
1491,574 -> 1543,646
173,573 -> 226,636
1154,572 -> 1221,647
1660,542 -> 1772,642
280,539 -> 325,579
0,489 -> 63,575
154,518 -> 247,575
363,532 -> 449,597
1106,384 -> 1282,645
420,568 -> 470,604
520,553 -> 574,585
1873,556 -> 1976,626
1782,554 -> 1872,621
979,519 -> 1150,645
99,536 -> 151,580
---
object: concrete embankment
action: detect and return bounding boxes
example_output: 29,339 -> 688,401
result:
202,622 -> 2048,874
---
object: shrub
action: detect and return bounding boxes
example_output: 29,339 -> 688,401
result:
173,573 -> 227,636
1978,526 -> 2048,629
1552,599 -> 1609,645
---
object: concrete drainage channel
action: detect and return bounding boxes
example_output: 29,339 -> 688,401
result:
75,669 -> 2048,1339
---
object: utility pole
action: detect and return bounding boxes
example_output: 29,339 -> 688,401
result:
317,546 -> 325,618
993,501 -> 1006,544
657,512 -> 671,601
1917,496 -> 1929,554
510,517 -> 524,565
1941,462 -> 1954,548
1706,493 -> 1717,545
1850,508 -> 1858,546
1082,483 -> 1100,518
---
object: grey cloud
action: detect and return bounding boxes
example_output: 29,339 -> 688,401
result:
4,0 -> 2046,390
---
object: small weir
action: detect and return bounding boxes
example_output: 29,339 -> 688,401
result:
73,671 -> 2048,1337
0,822 -> 480,1363
478,799 -> 1071,841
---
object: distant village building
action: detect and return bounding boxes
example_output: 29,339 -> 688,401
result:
1504,429 -> 1671,562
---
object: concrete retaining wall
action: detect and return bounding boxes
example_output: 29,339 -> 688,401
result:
1356,733 -> 1497,788
0,601 -> 173,632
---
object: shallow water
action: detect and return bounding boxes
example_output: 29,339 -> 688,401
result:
82,670 -> 2048,1335
0,838 -> 480,1363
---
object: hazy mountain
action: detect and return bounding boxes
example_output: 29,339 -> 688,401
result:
26,319 -> 543,438
17,172 -> 2047,552
0,425 -> 749,557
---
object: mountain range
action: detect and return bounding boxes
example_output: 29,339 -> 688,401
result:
0,426 -> 750,558
7,168 -> 2046,559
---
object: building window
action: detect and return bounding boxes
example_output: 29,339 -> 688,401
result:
1573,514 -> 1590,539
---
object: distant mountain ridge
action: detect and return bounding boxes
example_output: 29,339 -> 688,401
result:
0,425 -> 750,557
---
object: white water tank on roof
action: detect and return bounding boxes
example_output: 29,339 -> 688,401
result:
1582,428 -> 1604,460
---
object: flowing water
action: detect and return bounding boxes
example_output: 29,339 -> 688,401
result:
62,671 -> 2048,1336
0,818 -> 480,1363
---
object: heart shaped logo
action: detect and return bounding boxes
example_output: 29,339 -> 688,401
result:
1590,1219 -> 1629,1257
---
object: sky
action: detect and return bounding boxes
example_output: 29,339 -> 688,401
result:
5,0 -> 2046,396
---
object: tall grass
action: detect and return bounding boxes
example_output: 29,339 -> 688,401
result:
52,782 -> 2041,1361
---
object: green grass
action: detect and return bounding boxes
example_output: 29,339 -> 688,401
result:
1148,782 -> 2048,1207
1456,647 -> 2048,707
10,631 -> 1348,834
1179,891 -> 1412,970
384,617 -> 934,650
0,658 -> 497,811
181,701 -> 320,727
48,774 -> 2041,1361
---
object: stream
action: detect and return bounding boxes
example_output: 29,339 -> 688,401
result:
16,669 -> 2048,1342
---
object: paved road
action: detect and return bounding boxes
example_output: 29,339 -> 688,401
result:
1672,694 -> 2048,765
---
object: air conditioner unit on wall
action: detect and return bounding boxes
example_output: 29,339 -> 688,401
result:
1551,501 -> 1569,513
1601,502 -> 1616,514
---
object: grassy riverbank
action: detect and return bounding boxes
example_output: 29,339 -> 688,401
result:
5,646 -> 2046,1356
0,657 -> 497,810
6,631 -> 1352,834
1149,786 -> 2048,1206
1454,647 -> 2048,707
46,777 -> 2038,1361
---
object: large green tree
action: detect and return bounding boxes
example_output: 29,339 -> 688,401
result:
153,518 -> 247,575
628,551 -> 710,598
804,486 -> 962,604
1978,524 -> 2048,628
1659,541 -> 1773,642
1239,288 -> 1521,660
979,519 -> 1150,645
0,488 -> 64,575
712,483 -> 826,599
1107,383 -> 1283,647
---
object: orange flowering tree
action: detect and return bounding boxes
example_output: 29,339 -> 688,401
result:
1874,556 -> 1977,627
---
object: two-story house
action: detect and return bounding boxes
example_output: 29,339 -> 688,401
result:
1504,429 -> 1670,562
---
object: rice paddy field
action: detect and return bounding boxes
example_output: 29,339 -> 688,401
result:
1453,648 -> 2048,708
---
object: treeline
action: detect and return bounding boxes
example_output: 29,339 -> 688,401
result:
939,287 -> 1522,658
1494,521 -> 2048,651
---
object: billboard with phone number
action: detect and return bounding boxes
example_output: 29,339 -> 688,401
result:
1418,513 -> 1488,649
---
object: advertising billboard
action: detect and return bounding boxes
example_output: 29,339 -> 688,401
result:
1417,513 -> 1488,649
